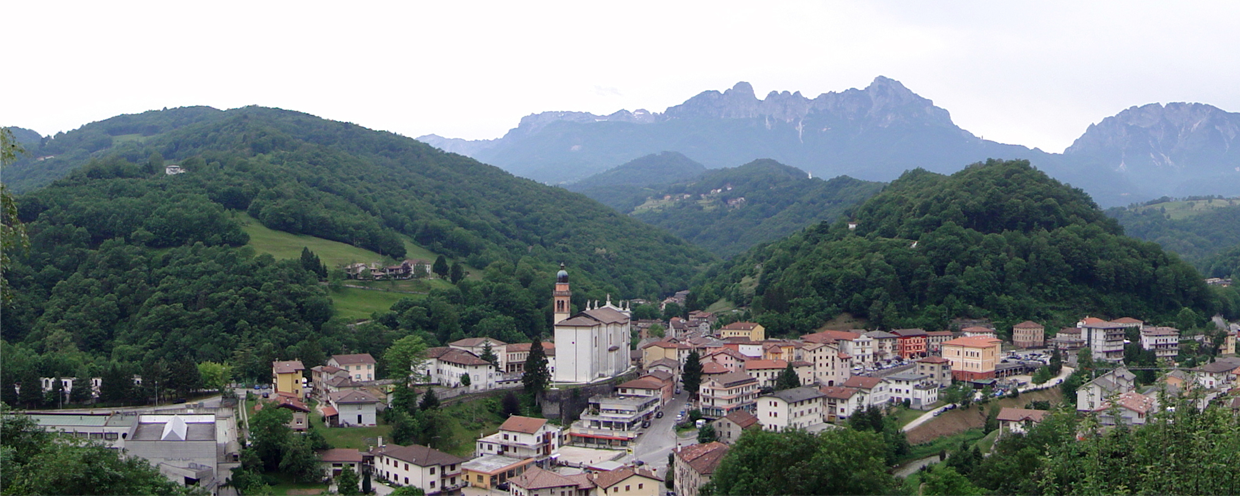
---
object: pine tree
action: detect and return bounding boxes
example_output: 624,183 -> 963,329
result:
100,363 -> 132,404
683,351 -> 703,400
419,388 -> 440,411
480,342 -> 498,367
775,363 -> 800,391
522,337 -> 550,398
432,256 -> 449,279
501,391 -> 521,417
336,465 -> 361,496
449,261 -> 465,283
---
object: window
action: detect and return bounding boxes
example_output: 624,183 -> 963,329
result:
626,485 -> 631,491
430,481 -> 436,488
104,432 -> 118,441
430,467 -> 436,475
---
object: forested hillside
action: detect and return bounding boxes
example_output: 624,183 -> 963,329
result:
625,160 -> 882,257
691,160 -> 1240,337
1,107 -> 714,399
566,151 -> 706,211
1107,197 -> 1240,270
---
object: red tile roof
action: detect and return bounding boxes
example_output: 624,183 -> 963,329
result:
591,467 -> 662,489
917,356 -> 951,364
499,416 -> 548,435
331,353 -> 376,365
701,362 -> 730,375
1013,321 -> 1043,329
996,408 -> 1049,423
273,360 -> 305,374
943,336 -> 1002,348
820,386 -> 858,399
318,448 -> 363,463
744,359 -> 788,371
843,376 -> 882,389
721,322 -> 760,331
719,409 -> 760,429
676,442 -> 729,476
374,444 -> 465,467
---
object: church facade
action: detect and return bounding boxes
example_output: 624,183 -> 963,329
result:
551,265 -> 632,384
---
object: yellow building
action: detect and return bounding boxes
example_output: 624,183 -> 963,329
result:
941,337 -> 1002,381
272,360 -> 305,397
641,339 -> 683,366
719,322 -> 765,341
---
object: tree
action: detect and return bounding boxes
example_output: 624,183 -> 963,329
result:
46,376 -> 65,408
649,324 -> 666,338
774,363 -> 799,391
280,434 -> 321,482
362,467 -> 373,494
1032,366 -> 1053,384
459,373 -> 471,388
198,361 -> 232,392
100,363 -> 132,405
683,351 -> 703,400
1049,347 -> 1063,375
662,302 -> 683,321
433,256 -> 449,279
68,370 -> 91,405
336,465 -> 361,496
412,263 -> 428,279
390,486 -> 427,496
390,409 -> 419,445
384,334 -> 428,382
167,357 -> 202,400
249,404 -> 294,471
522,337 -> 550,398
984,404 -> 1000,434
1,129 -> 30,304
480,342 -> 498,368
501,391 -> 521,417
703,427 -> 895,495
921,464 -> 986,496
329,268 -> 346,291
18,369 -> 43,409
300,247 -> 327,279
449,261 -> 465,283
697,423 -> 718,443
419,388 -> 440,411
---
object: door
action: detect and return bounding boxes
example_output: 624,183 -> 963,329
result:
358,414 -> 363,424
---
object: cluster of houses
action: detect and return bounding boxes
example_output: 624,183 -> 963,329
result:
343,259 -> 435,280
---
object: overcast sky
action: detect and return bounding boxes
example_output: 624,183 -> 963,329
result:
4,1 -> 1238,153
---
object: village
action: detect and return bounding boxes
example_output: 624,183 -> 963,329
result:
20,265 -> 1240,496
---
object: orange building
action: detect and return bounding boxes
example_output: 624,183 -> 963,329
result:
891,329 -> 928,359
941,336 -> 1002,381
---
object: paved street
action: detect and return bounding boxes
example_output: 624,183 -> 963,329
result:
902,365 -> 1074,432
628,391 -> 695,474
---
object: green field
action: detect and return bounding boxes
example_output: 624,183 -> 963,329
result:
329,288 -> 413,321
238,212 -> 395,268
309,405 -> 393,451
1133,198 -> 1240,220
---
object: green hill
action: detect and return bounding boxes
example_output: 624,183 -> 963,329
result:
1107,197 -> 1240,269
691,159 -> 1238,337
2,106 -> 715,382
566,151 -> 707,211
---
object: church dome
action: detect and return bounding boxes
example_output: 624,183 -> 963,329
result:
556,263 -> 569,283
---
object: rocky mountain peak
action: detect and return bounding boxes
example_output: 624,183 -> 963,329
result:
1064,102 -> 1240,160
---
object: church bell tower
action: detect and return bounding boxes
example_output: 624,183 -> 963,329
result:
553,263 -> 571,324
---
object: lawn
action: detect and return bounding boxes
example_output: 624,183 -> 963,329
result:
891,404 -> 939,429
329,287 -> 411,321
308,404 -> 392,450
267,472 -> 328,496
346,278 -> 452,293
1133,197 -> 1239,220
237,212 -> 393,268
704,299 -> 737,314
904,428 -> 987,462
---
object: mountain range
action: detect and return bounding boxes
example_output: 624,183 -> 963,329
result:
420,77 -> 1240,207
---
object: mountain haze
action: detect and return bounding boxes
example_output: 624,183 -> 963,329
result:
422,78 -> 1240,207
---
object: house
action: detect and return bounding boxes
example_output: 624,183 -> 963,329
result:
1051,327 -> 1085,354
915,357 -> 953,388
719,322 -> 765,341
318,448 -> 363,479
370,443 -> 466,494
996,408 -> 1049,437
925,331 -> 955,354
475,416 -> 562,460
698,372 -> 759,419
570,395 -> 660,447
271,360 -> 305,398
1095,391 -> 1157,426
941,336 -> 1002,381
328,354 -> 377,382
865,331 -> 898,361
803,330 -> 873,365
461,454 -> 534,491
1140,327 -> 1180,359
843,375 -> 888,409
1012,321 -> 1045,349
744,359 -> 789,388
590,466 -> 662,496
1193,358 -> 1240,390
641,339 -> 685,367
311,365 -> 348,397
505,342 -> 556,374
883,371 -> 940,410
273,394 -> 311,431
1161,369 -> 1192,389
449,337 -> 507,371
423,347 -> 499,391
509,467 -> 594,496
645,358 -> 681,384
674,442 -> 728,496
615,375 -> 673,405
757,386 -> 826,432
820,386 -> 862,421
327,390 -> 380,427
961,326 -> 997,339
710,409 -> 760,444
1076,367 -> 1136,412
804,340 -> 851,387
703,348 -> 748,374
1078,317 -> 1126,362
891,329 -> 928,359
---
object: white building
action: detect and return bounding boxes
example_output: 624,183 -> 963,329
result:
553,305 -> 632,384
422,347 -> 500,391
474,416 -> 562,460
1078,318 -> 1126,362
843,375 -> 888,409
371,443 -> 466,495
883,371 -> 940,410
1076,367 -> 1136,412
327,353 -> 377,382
449,337 -> 507,371
756,386 -> 826,432
327,390 -> 380,427
1139,327 -> 1180,359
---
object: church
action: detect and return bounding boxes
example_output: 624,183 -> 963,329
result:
551,264 -> 632,384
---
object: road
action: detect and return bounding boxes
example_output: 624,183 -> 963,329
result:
627,391 -> 694,474
902,365 -> 1074,433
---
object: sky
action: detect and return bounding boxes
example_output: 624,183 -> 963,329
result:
4,0 -> 1239,154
